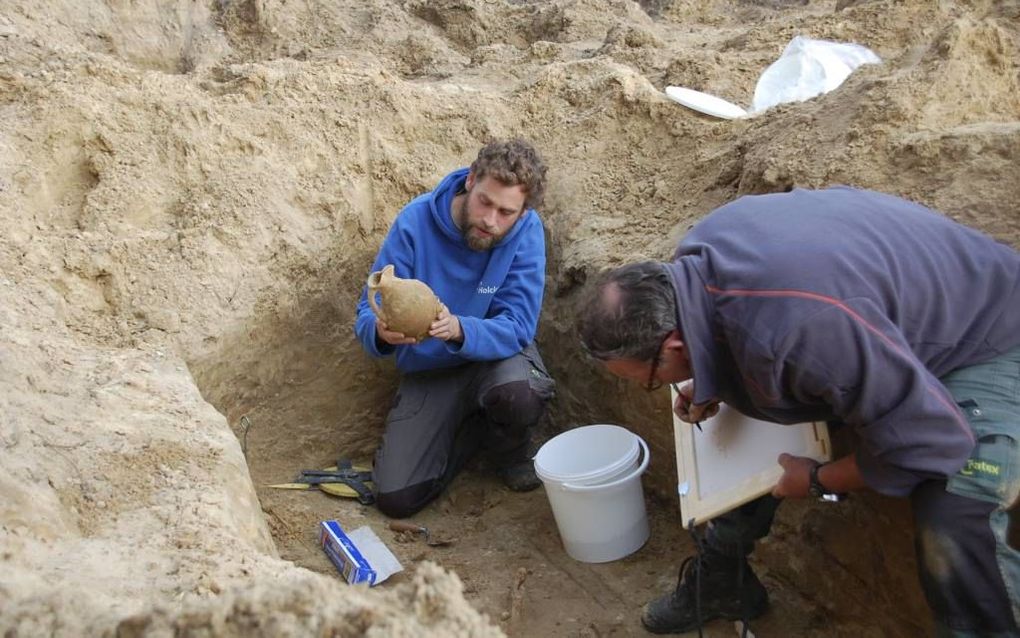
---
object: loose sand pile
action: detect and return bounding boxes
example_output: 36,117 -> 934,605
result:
1,0 -> 1017,635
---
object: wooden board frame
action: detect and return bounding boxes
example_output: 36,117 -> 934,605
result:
671,387 -> 831,529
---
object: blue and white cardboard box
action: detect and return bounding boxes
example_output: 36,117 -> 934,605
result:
319,520 -> 402,586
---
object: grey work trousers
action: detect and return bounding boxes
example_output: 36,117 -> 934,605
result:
373,342 -> 555,518
705,346 -> 1020,636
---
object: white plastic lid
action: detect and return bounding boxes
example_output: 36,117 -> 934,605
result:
534,424 -> 640,485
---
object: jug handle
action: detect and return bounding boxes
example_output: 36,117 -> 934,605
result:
366,272 -> 385,324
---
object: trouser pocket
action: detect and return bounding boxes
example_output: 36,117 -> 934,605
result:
521,342 -> 556,400
945,399 -> 1019,508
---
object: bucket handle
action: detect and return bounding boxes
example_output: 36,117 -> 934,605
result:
560,436 -> 649,492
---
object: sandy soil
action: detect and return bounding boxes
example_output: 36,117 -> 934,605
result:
1,0 -> 1018,635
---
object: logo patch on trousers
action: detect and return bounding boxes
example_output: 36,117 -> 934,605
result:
960,459 -> 1001,478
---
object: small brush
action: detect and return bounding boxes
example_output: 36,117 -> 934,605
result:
671,383 -> 703,432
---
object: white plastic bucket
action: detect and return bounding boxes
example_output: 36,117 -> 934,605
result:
534,425 -> 650,563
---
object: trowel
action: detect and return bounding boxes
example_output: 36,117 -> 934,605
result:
388,520 -> 456,547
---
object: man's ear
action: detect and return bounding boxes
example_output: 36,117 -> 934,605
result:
663,329 -> 685,354
465,171 -> 476,191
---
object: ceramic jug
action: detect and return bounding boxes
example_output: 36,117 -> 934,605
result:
366,264 -> 443,340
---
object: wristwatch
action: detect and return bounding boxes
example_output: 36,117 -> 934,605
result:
809,462 -> 846,502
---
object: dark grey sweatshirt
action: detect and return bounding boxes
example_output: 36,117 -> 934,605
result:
666,186 -> 1020,496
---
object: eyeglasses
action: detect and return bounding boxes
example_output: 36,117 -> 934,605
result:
644,332 -> 672,392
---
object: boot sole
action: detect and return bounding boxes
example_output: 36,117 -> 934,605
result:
641,601 -> 768,634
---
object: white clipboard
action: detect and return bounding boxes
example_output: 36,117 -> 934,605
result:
671,386 -> 831,528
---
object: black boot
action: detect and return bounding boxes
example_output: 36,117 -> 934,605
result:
641,549 -> 769,634
491,436 -> 542,493
497,458 -> 542,492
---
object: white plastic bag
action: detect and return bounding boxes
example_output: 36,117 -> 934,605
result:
750,36 -> 881,113
664,36 -> 881,119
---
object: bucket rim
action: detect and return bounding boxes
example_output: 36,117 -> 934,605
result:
559,436 -> 649,492
534,424 -> 642,484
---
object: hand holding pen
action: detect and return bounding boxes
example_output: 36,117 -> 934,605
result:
670,382 -> 720,432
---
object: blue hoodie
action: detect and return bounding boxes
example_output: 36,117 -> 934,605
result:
355,168 -> 546,373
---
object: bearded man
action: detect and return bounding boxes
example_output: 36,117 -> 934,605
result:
355,139 -> 555,517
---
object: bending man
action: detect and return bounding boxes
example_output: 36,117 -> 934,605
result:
579,186 -> 1019,636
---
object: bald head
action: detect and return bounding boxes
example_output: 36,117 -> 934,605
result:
600,281 -> 624,314
578,261 -> 679,363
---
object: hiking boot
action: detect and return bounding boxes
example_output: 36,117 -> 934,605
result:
498,458 -> 542,492
641,549 -> 769,634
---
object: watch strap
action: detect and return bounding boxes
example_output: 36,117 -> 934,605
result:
809,462 -> 846,501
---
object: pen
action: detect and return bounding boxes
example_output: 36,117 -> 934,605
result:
671,383 -> 703,432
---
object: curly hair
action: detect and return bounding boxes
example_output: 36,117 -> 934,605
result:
470,139 -> 548,211
579,262 -> 678,362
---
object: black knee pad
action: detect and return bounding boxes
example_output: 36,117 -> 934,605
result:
911,481 -> 1015,632
375,482 -> 435,519
482,380 -> 544,428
